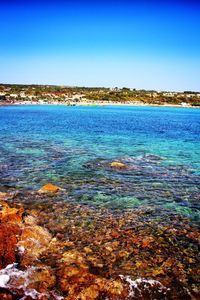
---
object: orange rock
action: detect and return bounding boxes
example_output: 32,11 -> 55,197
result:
0,205 -> 23,224
142,236 -> 154,248
0,192 -> 8,200
0,201 -> 22,269
18,222 -> 52,267
0,223 -> 21,269
0,200 -> 9,208
84,246 -> 93,254
111,230 -> 120,238
0,291 -> 14,300
38,183 -> 60,193
110,161 -> 127,169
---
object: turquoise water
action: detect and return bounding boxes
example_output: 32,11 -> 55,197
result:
0,105 -> 200,220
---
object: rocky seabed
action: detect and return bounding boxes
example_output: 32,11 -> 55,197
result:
0,188 -> 199,300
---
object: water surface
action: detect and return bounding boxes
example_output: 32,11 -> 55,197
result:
0,105 -> 199,220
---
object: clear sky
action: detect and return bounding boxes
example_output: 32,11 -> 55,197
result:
0,0 -> 200,91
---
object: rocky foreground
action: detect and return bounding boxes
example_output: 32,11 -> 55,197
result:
0,185 -> 199,300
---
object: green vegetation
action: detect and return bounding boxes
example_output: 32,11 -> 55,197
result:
0,84 -> 199,106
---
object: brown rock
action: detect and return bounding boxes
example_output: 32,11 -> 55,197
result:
61,250 -> 87,269
78,285 -> 99,300
29,269 -> 55,293
87,255 -> 104,268
58,266 -> 96,295
38,183 -> 60,194
95,277 -> 128,298
58,256 -> 128,300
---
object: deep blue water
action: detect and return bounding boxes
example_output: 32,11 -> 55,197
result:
0,105 -> 200,220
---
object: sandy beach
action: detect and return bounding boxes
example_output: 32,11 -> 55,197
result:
1,100 -> 199,109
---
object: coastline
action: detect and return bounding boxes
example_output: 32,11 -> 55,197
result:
0,100 -> 200,109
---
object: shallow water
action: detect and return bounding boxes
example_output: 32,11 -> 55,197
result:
0,105 -> 199,220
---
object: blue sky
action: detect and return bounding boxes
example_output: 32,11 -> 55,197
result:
0,1 -> 200,91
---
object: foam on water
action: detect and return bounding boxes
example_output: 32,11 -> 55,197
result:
0,267 -> 168,300
0,264 -> 64,300
0,274 -> 10,288
120,275 -> 169,299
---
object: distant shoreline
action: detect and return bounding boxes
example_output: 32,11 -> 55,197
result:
0,101 -> 199,109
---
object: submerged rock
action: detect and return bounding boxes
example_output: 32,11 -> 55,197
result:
110,161 -> 127,169
0,192 -> 8,200
0,191 -> 199,299
38,183 -> 61,194
58,264 -> 128,300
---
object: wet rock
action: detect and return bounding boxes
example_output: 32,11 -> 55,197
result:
83,247 -> 93,254
0,201 -> 23,224
76,277 -> 128,300
0,192 -> 19,202
0,263 -> 56,300
9,265 -> 56,295
0,223 -> 21,269
0,201 -> 22,270
120,276 -> 169,300
58,265 -> 128,300
61,250 -> 88,269
76,284 -> 100,300
141,236 -> 154,248
0,289 -> 14,300
0,193 -> 199,299
31,267 -> 56,293
38,183 -> 60,194
87,255 -> 104,269
0,200 -> 9,210
110,161 -> 127,169
0,192 -> 8,201
58,266 -> 96,298
18,216 -> 52,267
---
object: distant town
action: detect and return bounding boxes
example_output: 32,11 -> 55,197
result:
0,84 -> 200,107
